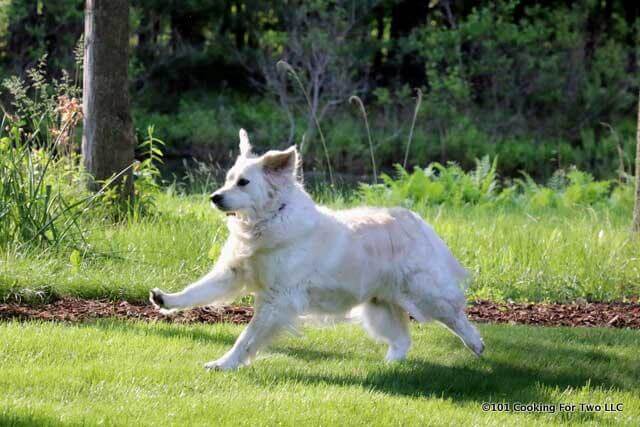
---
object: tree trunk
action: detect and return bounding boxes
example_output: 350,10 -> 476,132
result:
633,91 -> 640,233
82,0 -> 135,200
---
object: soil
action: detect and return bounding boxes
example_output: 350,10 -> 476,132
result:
466,300 -> 640,329
1,298 -> 639,329
0,298 -> 253,324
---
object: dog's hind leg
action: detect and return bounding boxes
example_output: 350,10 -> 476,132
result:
361,299 -> 411,361
437,310 -> 485,356
401,272 -> 484,356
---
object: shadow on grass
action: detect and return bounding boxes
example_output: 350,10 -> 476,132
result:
269,344 -> 349,362
59,319 -> 636,424
0,412 -> 67,427
260,327 -> 636,424
260,356 -> 625,398
83,320 -> 637,392
263,359 -> 612,423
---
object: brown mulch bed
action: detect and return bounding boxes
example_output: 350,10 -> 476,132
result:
1,298 -> 639,329
0,297 -> 254,325
466,300 -> 640,329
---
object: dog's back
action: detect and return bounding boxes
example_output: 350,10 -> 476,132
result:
330,206 -> 469,290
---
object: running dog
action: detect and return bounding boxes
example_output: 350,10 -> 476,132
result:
149,129 -> 484,370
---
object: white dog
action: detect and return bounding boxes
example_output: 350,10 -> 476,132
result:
150,129 -> 484,370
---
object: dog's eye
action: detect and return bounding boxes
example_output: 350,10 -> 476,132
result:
237,178 -> 250,187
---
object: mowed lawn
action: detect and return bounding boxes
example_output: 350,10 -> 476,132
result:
0,321 -> 638,426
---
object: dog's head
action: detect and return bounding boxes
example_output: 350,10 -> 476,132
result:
209,129 -> 298,218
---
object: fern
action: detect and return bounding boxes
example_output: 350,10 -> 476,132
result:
358,156 -> 619,212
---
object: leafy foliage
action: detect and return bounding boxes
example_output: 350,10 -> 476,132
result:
0,123 -> 89,250
0,56 -> 166,249
359,157 -> 633,213
1,1 -> 638,179
0,57 -> 88,250
97,125 -> 167,220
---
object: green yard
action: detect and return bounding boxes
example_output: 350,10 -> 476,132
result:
1,321 -> 638,426
2,1 -> 640,425
2,182 -> 639,426
2,176 -> 638,426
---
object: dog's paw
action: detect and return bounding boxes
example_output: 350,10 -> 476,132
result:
473,339 -> 485,357
385,350 -> 408,363
149,288 -> 166,309
204,357 -> 241,371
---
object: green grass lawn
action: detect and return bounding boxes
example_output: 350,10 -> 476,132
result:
1,192 -> 639,303
2,188 -> 638,424
0,321 -> 638,426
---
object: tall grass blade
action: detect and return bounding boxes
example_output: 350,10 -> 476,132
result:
349,95 -> 377,183
403,88 -> 423,169
276,60 -> 335,187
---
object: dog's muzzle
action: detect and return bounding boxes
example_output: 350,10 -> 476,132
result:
210,193 -> 236,216
210,193 -> 224,206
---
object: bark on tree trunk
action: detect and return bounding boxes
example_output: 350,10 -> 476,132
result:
633,91 -> 640,233
82,0 -> 135,200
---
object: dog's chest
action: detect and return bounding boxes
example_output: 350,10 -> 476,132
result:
241,247 -> 300,290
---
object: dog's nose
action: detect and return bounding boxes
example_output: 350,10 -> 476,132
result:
210,193 -> 223,205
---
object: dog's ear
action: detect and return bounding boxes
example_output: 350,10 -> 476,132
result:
239,128 -> 252,156
262,146 -> 297,176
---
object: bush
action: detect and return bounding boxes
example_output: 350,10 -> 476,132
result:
359,157 -> 634,214
0,123 -> 89,250
132,90 -> 636,183
0,57 -> 166,249
0,58 -> 90,250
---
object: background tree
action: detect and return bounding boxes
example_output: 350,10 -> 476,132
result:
1,0 -> 638,180
246,1 -> 375,145
633,91 -> 640,233
82,0 -> 135,199
1,0 -> 83,76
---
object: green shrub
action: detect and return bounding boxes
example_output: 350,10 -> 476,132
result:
96,125 -> 167,220
0,56 -> 167,249
562,170 -> 611,207
0,122 -> 90,250
609,183 -> 635,212
0,57 -> 90,250
359,157 -> 633,214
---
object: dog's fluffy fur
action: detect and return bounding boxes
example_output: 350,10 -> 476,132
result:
150,129 -> 484,370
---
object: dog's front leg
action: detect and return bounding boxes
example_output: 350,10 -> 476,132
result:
205,302 -> 293,371
149,266 -> 236,312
